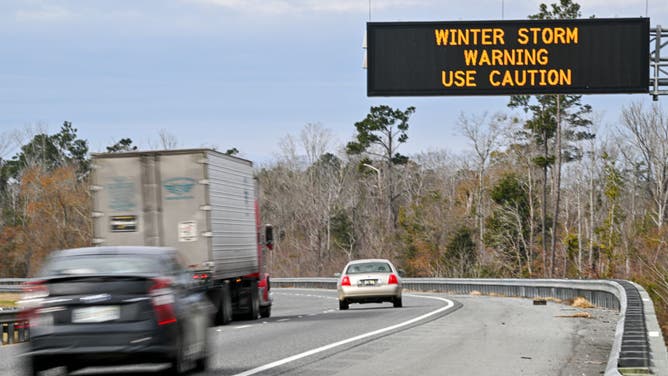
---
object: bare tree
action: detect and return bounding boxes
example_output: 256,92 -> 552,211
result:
620,102 -> 668,229
265,123 -> 350,275
301,123 -> 332,165
0,130 -> 14,160
147,129 -> 179,150
458,111 -> 505,259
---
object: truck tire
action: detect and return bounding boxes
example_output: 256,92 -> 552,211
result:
260,304 -> 271,318
247,280 -> 260,320
215,284 -> 233,325
221,284 -> 233,324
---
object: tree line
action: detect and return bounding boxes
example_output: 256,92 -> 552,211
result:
1,95 -> 667,341
258,100 -> 668,339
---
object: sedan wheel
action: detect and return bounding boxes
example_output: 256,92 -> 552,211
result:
194,346 -> 208,372
167,334 -> 190,375
393,297 -> 403,308
339,299 -> 349,310
30,356 -> 49,376
193,325 -> 209,373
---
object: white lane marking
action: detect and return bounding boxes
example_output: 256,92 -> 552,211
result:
277,318 -> 290,322
235,325 -> 252,329
274,291 -> 338,300
232,294 -> 454,376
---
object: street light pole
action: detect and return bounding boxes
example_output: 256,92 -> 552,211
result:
362,163 -> 382,197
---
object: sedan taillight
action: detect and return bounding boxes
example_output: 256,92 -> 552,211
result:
150,278 -> 177,326
341,275 -> 351,286
388,274 -> 399,285
18,280 -> 49,328
21,280 -> 49,301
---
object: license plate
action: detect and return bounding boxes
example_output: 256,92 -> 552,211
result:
72,306 -> 120,323
359,279 -> 377,286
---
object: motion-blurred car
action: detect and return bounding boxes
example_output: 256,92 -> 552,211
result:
20,246 -> 213,375
336,259 -> 403,310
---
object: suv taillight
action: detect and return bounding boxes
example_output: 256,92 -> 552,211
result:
150,278 -> 177,326
388,274 -> 399,285
341,275 -> 351,286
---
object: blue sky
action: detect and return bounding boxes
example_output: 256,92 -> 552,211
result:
1,0 -> 667,163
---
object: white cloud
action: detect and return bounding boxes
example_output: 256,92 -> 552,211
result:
15,5 -> 76,22
566,0 -> 667,17
185,0 -> 427,15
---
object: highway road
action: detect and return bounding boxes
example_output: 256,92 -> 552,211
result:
1,288 -> 617,376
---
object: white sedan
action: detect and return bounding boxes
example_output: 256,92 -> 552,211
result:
336,259 -> 403,310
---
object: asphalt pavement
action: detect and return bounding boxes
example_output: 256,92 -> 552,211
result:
0,288 -> 617,376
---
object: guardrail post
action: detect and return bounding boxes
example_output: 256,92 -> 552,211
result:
7,322 -> 14,345
18,321 -> 28,342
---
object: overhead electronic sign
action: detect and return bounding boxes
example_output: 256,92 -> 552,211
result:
366,18 -> 649,96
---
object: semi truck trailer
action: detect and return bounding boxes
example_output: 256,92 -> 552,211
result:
90,148 -> 273,324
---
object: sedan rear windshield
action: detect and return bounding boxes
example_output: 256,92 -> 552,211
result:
346,262 -> 392,274
41,255 -> 165,277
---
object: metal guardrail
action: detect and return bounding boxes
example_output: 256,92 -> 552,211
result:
0,279 -> 28,346
0,278 -> 26,292
0,309 -> 29,346
273,277 -> 668,376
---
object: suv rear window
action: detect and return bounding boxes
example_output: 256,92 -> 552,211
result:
40,255 -> 165,276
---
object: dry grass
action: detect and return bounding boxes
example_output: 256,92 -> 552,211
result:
470,290 -> 482,296
557,311 -> 593,319
0,293 -> 20,308
571,296 -> 595,309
